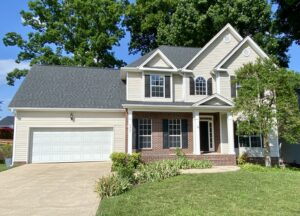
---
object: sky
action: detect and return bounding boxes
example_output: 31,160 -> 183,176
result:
0,0 -> 300,118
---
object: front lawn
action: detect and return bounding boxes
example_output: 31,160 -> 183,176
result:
97,166 -> 300,215
0,163 -> 7,172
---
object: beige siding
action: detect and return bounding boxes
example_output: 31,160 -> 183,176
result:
224,44 -> 260,76
145,55 -> 170,68
219,44 -> 260,100
173,74 -> 183,101
127,72 -> 143,101
185,30 -> 239,102
14,111 -> 126,162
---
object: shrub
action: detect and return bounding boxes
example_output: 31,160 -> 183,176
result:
110,152 -> 127,171
237,152 -> 249,165
162,158 -> 213,170
175,148 -> 185,159
110,152 -> 142,171
96,174 -> 132,198
0,144 -> 12,158
135,160 -> 180,184
128,153 -> 142,169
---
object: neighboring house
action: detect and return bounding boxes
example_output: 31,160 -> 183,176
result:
9,24 -> 279,165
0,116 -> 14,143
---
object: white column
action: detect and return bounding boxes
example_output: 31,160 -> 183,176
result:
193,111 -> 201,155
227,112 -> 235,154
127,110 -> 133,154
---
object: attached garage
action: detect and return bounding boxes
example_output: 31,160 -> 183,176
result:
30,128 -> 113,163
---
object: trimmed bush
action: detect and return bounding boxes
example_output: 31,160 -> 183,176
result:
110,152 -> 142,171
175,158 -> 213,169
96,174 -> 132,198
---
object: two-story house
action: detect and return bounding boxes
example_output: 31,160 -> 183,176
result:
9,24 -> 279,165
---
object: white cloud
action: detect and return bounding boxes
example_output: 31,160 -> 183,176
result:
0,59 -> 30,85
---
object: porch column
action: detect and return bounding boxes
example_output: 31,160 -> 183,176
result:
193,111 -> 201,155
127,110 -> 133,154
227,112 -> 235,154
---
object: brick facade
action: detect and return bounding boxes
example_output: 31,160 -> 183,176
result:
128,111 -> 236,165
133,112 -> 194,155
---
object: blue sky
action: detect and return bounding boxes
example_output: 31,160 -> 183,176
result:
0,0 -> 299,118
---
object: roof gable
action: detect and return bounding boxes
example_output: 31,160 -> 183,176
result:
215,36 -> 269,70
192,94 -> 234,107
183,24 -> 243,70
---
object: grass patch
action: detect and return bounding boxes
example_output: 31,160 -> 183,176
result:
0,163 -> 7,172
97,167 -> 300,216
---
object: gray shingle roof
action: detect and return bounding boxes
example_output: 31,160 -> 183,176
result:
9,65 -> 126,109
127,45 -> 201,68
0,116 -> 14,128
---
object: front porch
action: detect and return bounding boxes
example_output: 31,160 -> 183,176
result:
126,110 -> 236,165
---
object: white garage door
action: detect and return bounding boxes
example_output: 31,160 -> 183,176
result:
31,128 -> 113,163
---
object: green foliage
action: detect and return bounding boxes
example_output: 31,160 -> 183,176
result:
175,147 -> 185,159
237,152 -> 249,165
0,144 -> 12,158
110,152 -> 127,171
110,152 -> 142,171
125,0 -> 291,66
239,163 -> 300,172
135,160 -> 180,184
234,58 -> 300,145
274,0 -> 300,45
95,174 -> 132,198
3,0 -> 127,85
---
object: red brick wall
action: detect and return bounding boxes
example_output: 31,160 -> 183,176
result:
133,112 -> 193,155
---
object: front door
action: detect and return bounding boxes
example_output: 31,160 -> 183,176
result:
200,121 -> 209,152
200,119 -> 215,152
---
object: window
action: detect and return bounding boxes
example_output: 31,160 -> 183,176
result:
238,135 -> 262,148
150,75 -> 164,97
195,77 -> 206,95
168,119 -> 181,148
139,119 -> 152,148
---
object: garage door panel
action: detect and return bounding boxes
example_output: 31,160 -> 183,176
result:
31,128 -> 113,163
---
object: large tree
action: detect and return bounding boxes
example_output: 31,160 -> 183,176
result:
274,0 -> 300,45
3,0 -> 127,85
234,59 -> 300,167
125,0 -> 291,67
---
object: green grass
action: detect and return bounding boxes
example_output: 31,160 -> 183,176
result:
97,166 -> 300,216
0,163 -> 7,172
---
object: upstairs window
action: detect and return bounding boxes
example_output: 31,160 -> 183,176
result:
150,74 -> 164,97
195,77 -> 206,95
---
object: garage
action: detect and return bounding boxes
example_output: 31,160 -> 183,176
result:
30,128 -> 113,163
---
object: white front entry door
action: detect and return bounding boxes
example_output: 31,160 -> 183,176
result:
31,128 -> 113,163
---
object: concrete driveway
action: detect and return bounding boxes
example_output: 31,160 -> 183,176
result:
0,162 -> 111,216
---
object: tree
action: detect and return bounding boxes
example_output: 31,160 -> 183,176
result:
234,58 -> 300,167
125,0 -> 291,66
3,0 -> 127,85
274,0 -> 300,45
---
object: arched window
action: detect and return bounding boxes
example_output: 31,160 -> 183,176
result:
195,77 -> 206,95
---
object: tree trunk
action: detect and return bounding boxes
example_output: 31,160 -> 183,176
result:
263,134 -> 271,167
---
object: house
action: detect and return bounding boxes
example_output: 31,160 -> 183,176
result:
9,24 -> 279,165
0,116 -> 14,144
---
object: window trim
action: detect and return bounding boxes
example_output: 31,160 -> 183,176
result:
138,119 -> 152,149
150,74 -> 165,98
238,134 -> 262,148
195,76 -> 207,95
168,119 -> 182,148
